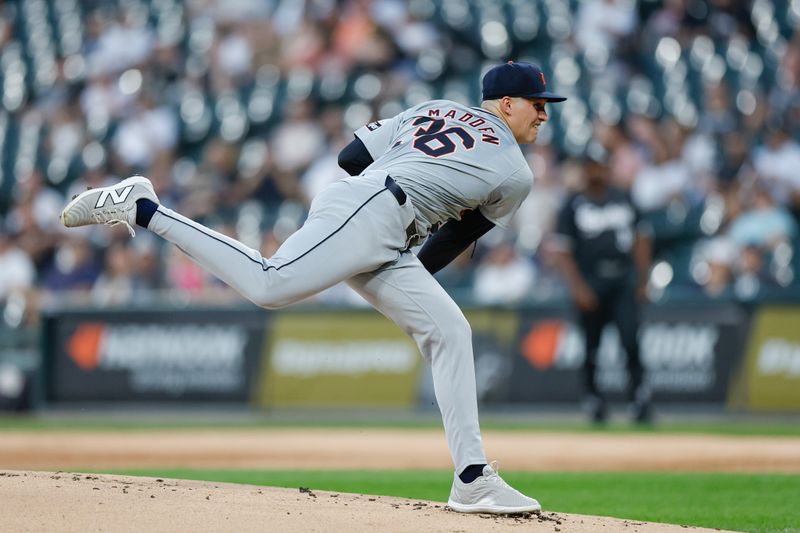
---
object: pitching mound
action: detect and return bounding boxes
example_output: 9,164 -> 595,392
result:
1,471 -> 730,532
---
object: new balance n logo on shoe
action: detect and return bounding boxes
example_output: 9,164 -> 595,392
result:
95,185 -> 134,208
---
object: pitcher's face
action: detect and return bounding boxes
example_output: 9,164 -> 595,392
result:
507,97 -> 549,145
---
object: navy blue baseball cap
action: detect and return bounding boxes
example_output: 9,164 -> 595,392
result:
482,61 -> 567,102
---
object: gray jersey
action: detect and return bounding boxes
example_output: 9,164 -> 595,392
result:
354,100 -> 533,235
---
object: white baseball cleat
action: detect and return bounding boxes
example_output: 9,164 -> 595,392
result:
60,175 -> 158,237
447,462 -> 541,514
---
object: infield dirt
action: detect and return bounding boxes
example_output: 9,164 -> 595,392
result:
1,428 -> 799,471
1,428 -> 796,531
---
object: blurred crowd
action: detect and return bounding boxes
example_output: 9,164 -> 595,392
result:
0,0 -> 799,328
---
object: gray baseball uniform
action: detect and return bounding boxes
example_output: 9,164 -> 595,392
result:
146,99 -> 532,472
356,99 -> 532,237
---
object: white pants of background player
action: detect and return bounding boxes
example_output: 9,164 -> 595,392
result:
148,169 -> 486,473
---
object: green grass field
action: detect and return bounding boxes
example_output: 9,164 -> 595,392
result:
5,414 -> 799,531
100,468 -> 800,533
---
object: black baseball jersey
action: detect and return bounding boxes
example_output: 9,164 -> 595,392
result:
554,187 -> 648,283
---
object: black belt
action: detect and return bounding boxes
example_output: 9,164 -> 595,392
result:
385,176 -> 406,205
384,176 -> 416,242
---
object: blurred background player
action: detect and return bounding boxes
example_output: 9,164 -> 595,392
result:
552,148 -> 653,424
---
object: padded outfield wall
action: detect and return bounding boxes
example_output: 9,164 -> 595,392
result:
37,303 -> 800,412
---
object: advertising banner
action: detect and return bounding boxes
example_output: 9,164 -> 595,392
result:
259,311 -> 421,408
741,307 -> 800,411
42,302 -> 758,408
507,305 -> 749,404
44,309 -> 267,403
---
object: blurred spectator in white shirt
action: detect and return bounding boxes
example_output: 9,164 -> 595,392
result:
594,121 -> 644,191
300,106 -> 353,203
7,170 -> 64,233
87,9 -> 154,76
5,171 -> 64,271
727,184 -> 797,249
0,225 -> 35,303
214,23 -> 253,80
112,91 -> 178,169
513,146 -> 564,255
270,100 -> 325,174
574,0 -> 636,56
753,120 -> 800,212
91,243 -> 137,306
631,137 -> 692,212
46,102 -> 86,181
473,243 -> 536,304
695,236 -> 737,298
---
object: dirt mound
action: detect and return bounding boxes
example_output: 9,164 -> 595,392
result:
0,471 -> 729,532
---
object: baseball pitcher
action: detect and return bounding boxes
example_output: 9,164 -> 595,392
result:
61,61 -> 566,514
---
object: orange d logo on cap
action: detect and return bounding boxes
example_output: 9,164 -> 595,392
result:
481,61 -> 566,102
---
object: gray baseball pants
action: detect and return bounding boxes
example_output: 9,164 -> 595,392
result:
147,169 -> 487,473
